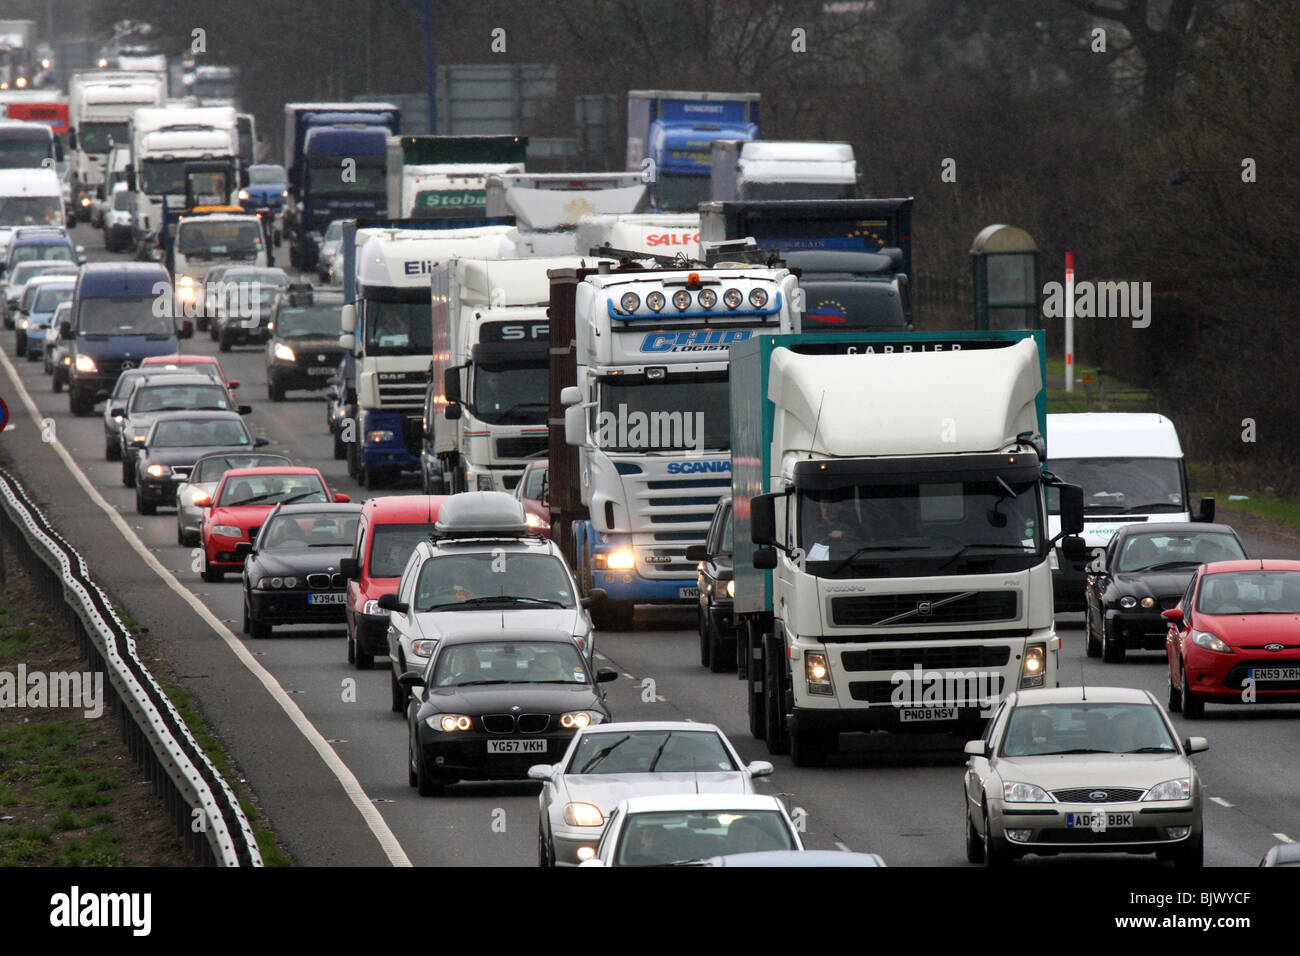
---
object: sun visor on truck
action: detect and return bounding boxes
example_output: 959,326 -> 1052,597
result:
471,341 -> 549,365
792,453 -> 1042,490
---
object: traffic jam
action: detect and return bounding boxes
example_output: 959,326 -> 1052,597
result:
0,6 -> 1295,897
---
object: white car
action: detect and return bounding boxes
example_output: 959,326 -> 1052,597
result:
580,793 -> 803,867
530,721 -> 774,866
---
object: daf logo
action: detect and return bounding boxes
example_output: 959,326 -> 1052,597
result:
1089,791 -> 1108,802
120,360 -> 135,369
1265,643 -> 1284,651
916,601 -> 933,616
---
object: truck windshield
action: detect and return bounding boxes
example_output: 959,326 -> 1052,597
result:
140,159 -> 234,197
306,162 -> 385,196
193,79 -> 237,101
799,476 -> 1044,578
741,182 -> 856,201
1046,458 -> 1185,515
77,296 -> 174,336
597,374 -> 730,452
0,138 -> 54,169
178,221 -> 263,258
78,122 -> 130,154
655,173 -> 711,213
0,196 -> 62,226
474,361 -> 547,425
361,299 -> 431,356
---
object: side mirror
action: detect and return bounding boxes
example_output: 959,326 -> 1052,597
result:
238,404 -> 253,415
445,403 -> 462,421
340,303 -> 356,334
595,667 -> 619,683
1061,535 -> 1089,562
337,332 -> 355,352
527,764 -> 554,782
560,386 -> 581,407
964,739 -> 990,758
340,557 -> 360,580
109,405 -> 125,418
685,544 -> 708,562
333,493 -> 351,503
753,547 -> 777,570
747,760 -> 774,778
60,320 -> 71,337
193,491 -> 212,508
398,670 -> 425,690
1196,497 -> 1216,523
1057,483 -> 1085,535
443,365 -> 462,403
253,437 -> 269,447
751,493 -> 778,546
1184,736 -> 1209,754
564,405 -> 585,446
178,319 -> 193,339
1161,607 -> 1184,623
129,438 -> 146,449
581,588 -> 607,609
377,592 -> 407,613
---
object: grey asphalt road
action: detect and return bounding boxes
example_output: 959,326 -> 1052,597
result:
1,232 -> 1297,867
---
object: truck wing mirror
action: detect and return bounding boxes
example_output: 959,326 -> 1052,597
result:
750,493 -> 779,546
445,403 -> 462,421
753,547 -> 777,570
560,386 -> 582,407
1057,483 -> 1085,535
1195,497 -> 1215,523
565,404 -> 585,447
443,365 -> 463,403
1061,535 -> 1089,563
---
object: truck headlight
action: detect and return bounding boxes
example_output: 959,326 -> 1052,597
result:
805,650 -> 833,695
17,317 -> 28,330
74,354 -> 96,373
366,430 -> 395,443
238,189 -> 250,201
273,343 -> 295,362
726,579 -> 735,598
1019,642 -> 1047,687
476,474 -> 494,491
563,803 -> 604,827
599,550 -> 635,571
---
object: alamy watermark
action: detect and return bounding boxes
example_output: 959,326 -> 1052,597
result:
595,404 -> 705,453
890,664 -> 1000,718
0,664 -> 104,718
1042,279 -> 1152,329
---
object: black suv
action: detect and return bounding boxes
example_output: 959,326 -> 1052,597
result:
686,496 -> 736,673
264,285 -> 345,401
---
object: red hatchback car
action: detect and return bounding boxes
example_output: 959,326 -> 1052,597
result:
514,458 -> 551,537
342,495 -> 446,670
1164,559 -> 1300,717
198,466 -> 349,581
141,354 -> 240,400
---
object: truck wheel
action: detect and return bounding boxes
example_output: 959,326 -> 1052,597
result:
201,563 -> 223,583
355,642 -> 374,670
764,639 -> 789,755
790,726 -> 830,768
135,486 -> 155,515
346,439 -> 360,481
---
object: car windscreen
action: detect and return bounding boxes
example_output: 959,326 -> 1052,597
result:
193,454 -> 289,483
615,810 -> 795,866
567,730 -> 737,774
130,384 -> 232,413
31,285 -> 75,313
1000,702 -> 1177,757
414,552 -> 576,610
429,641 -> 588,687
366,525 -> 432,578
1047,457 -> 1185,515
259,512 -> 359,550
150,418 -> 250,448
178,221 -> 263,258
1197,570 -> 1300,615
77,296 -> 173,336
523,466 -> 548,501
217,473 -> 326,507
10,241 -> 71,263
143,362 -> 222,384
275,305 -> 340,337
1114,532 -> 1244,572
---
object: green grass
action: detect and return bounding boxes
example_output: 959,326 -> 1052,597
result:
1208,494 -> 1300,534
1045,358 -> 1157,413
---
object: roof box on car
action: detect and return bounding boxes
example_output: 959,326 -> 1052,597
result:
433,491 -> 529,538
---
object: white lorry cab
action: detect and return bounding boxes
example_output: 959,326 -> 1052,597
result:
1046,413 -> 1214,612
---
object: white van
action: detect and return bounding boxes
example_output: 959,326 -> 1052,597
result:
171,212 -> 268,313
1047,413 -> 1215,611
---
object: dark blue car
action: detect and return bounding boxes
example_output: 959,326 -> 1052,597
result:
65,262 -> 193,416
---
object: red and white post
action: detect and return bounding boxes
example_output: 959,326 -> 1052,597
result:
1064,251 -> 1075,394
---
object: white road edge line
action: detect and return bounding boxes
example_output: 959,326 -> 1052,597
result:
0,349 -> 412,867
1274,833 -> 1295,844
1209,796 -> 1234,808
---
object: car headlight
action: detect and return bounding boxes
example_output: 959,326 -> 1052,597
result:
563,803 -> 604,827
525,512 -> 547,529
17,317 -> 28,329
145,464 -> 167,478
428,714 -> 472,732
273,343 -> 295,362
1140,596 -> 1156,609
805,650 -> 833,695
257,577 -> 279,589
726,579 -> 735,598
366,430 -> 395,443
1119,596 -> 1137,608
74,353 -> 96,372
748,287 -> 769,309
1143,778 -> 1191,802
561,711 -> 603,729
1003,782 -> 1054,803
363,599 -> 382,616
410,638 -> 438,657
238,189 -> 250,201
1192,630 -> 1233,654
210,524 -> 242,539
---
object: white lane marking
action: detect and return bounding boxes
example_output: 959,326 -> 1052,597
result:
1209,796 -> 1234,808
0,349 -> 412,867
834,841 -> 851,852
1274,833 -> 1295,844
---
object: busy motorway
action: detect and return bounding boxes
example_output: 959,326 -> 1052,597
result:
0,242 -> 1296,869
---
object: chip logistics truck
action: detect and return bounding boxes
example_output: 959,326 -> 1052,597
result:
730,331 -> 1086,765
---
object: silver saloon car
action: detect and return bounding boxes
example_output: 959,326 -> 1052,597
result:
530,721 -> 774,866
175,451 -> 291,546
964,686 -> 1207,867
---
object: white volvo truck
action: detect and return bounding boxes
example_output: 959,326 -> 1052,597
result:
731,331 -> 1086,765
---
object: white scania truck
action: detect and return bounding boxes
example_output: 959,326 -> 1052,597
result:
731,331 -> 1086,765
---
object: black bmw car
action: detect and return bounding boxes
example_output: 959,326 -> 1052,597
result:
131,411 -> 270,515
241,502 -> 363,639
1085,522 -> 1246,662
403,630 -> 618,796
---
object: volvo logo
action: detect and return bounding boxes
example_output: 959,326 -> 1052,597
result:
1265,643 -> 1284,651
511,705 -> 520,712
1089,791 -> 1108,802
916,601 -> 933,616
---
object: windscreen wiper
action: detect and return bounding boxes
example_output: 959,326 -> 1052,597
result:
580,734 -> 631,773
936,543 -> 1031,572
647,733 -> 674,772
827,545 -> 926,576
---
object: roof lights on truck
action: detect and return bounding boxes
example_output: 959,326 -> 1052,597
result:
672,290 -> 691,311
749,288 -> 769,309
620,292 -> 640,313
697,289 -> 717,309
723,288 -> 743,309
646,291 -> 665,312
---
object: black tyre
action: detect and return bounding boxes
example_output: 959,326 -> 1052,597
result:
177,522 -> 186,546
965,806 -> 985,864
355,641 -> 374,670
268,378 -> 285,402
764,641 -> 789,755
332,428 -> 345,460
591,599 -> 634,631
250,616 -> 271,640
1101,619 -> 1125,663
982,807 -> 1011,868
135,487 -> 155,515
1167,666 -> 1183,713
218,331 -> 232,353
121,457 -> 135,488
202,562 -> 223,583
708,617 -> 733,674
390,664 -> 406,714
698,609 -> 711,667
347,633 -> 356,665
106,438 -> 120,461
415,746 -> 443,797
538,827 -> 552,867
69,391 -> 92,416
1085,612 -> 1101,658
1181,664 -> 1205,718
